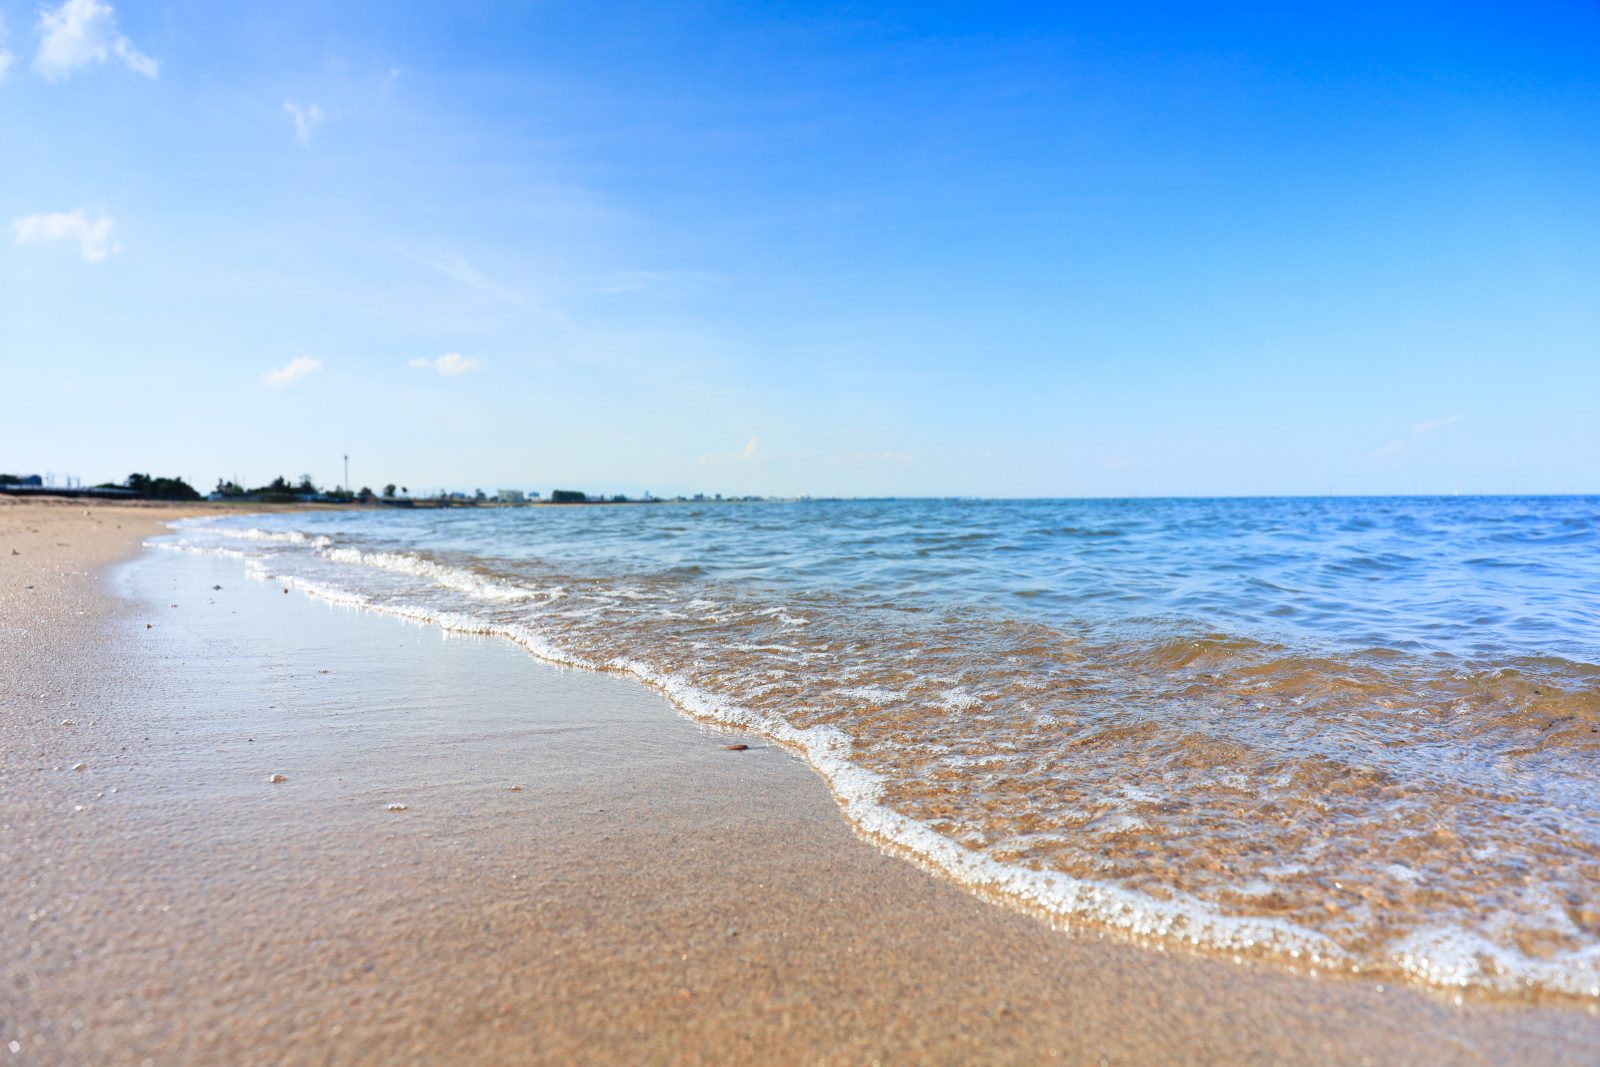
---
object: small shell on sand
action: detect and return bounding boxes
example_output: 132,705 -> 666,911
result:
72,762 -> 87,771
60,719 -> 77,727
268,773 -> 288,784
317,669 -> 330,675
386,803 -> 408,812
722,744 -> 749,751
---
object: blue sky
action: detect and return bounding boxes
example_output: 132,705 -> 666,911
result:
3,1 -> 1596,497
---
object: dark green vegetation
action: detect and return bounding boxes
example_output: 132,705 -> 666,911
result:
96,473 -> 202,500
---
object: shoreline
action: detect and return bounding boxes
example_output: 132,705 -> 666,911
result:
5,499 -> 1600,1063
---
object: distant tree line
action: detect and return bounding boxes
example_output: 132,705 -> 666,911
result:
93,473 -> 202,500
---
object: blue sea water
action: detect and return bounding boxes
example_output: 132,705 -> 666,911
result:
161,496 -> 1600,997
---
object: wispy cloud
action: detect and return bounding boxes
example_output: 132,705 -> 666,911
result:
34,0 -> 157,81
403,251 -> 526,308
263,356 -> 323,388
742,436 -> 760,460
408,353 -> 483,377
592,269 -> 726,295
0,17 -> 15,82
13,209 -> 119,262
1368,414 -> 1464,463
283,100 -> 324,147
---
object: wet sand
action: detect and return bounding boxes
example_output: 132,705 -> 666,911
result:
4,498 -> 1599,1064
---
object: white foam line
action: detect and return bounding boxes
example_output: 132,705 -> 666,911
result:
318,546 -> 537,602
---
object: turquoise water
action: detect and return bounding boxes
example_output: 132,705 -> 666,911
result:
162,497 -> 1600,997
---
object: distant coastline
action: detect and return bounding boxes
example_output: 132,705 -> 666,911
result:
0,472 -> 781,508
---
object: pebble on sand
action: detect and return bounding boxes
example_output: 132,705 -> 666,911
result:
722,743 -> 749,751
268,773 -> 288,783
386,803 -> 409,812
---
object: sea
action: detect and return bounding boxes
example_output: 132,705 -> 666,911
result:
157,496 -> 1600,999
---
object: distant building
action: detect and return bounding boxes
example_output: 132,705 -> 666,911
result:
496,489 -> 525,503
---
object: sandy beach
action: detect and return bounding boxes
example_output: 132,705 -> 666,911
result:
4,498 -> 1599,1065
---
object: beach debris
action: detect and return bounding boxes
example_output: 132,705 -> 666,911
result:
60,719 -> 77,727
146,624 -> 152,629
212,584 -> 222,591
10,549 -> 18,555
507,785 -> 524,792
283,588 -> 289,594
317,669 -> 330,675
386,803 -> 408,812
170,603 -> 178,608
72,762 -> 87,771
722,743 -> 749,751
268,773 -> 287,784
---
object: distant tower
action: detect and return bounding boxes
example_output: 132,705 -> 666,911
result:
343,454 -> 350,493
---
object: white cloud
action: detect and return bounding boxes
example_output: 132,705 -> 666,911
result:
408,353 -> 483,377
283,100 -> 323,147
34,0 -> 157,81
263,356 -> 323,388
1368,414 -> 1464,464
13,209 -> 119,262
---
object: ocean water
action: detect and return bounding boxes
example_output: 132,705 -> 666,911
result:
158,497 -> 1600,998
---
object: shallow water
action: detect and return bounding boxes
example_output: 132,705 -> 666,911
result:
158,497 -> 1600,997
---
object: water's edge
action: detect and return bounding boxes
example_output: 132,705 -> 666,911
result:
150,525 -> 1600,1005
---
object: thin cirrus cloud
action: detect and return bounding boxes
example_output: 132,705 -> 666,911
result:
262,356 -> 323,388
13,209 -> 119,262
0,16 -> 14,82
34,0 -> 158,81
283,100 -> 324,146
1367,414 -> 1465,464
403,250 -> 526,308
409,353 -> 483,377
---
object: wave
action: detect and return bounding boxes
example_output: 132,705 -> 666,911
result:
150,514 -> 1600,1001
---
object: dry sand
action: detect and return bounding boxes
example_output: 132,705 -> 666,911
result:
4,497 -> 1599,1065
